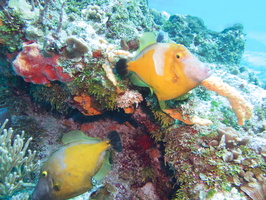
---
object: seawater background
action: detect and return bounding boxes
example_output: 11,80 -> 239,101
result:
149,0 -> 266,85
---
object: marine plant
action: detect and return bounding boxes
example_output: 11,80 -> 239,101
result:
146,96 -> 175,128
0,119 -> 39,198
69,62 -> 120,111
0,6 -> 24,52
30,82 -> 72,114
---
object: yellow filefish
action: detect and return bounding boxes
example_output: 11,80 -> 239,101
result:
116,32 -> 211,101
32,130 -> 122,200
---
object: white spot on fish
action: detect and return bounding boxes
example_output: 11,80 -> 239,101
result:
152,43 -> 169,76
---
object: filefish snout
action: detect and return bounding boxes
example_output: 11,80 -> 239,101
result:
32,177 -> 53,200
182,52 -> 211,83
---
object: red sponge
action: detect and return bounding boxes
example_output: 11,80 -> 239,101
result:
13,41 -> 73,84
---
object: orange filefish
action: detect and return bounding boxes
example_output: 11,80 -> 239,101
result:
116,32 -> 211,101
32,130 -> 122,200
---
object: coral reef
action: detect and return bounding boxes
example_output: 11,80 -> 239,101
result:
0,0 -> 265,199
78,118 -> 172,200
30,82 -> 72,114
161,103 -> 213,126
0,119 -> 39,198
165,125 -> 266,199
62,36 -> 89,60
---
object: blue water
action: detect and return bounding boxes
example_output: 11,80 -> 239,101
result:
149,0 -> 266,85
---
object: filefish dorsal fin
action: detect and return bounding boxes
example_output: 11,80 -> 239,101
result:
137,32 -> 157,54
62,130 -> 101,144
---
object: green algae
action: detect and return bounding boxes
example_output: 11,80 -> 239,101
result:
69,63 -> 119,111
0,11 -> 24,52
30,83 -> 72,114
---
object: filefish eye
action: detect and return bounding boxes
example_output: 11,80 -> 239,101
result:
41,171 -> 48,177
176,53 -> 182,59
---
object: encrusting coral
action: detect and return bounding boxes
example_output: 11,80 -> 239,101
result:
201,75 -> 253,125
12,41 -> 73,84
239,171 -> 266,200
62,36 -> 89,60
0,119 -> 39,198
164,124 -> 266,199
71,94 -> 104,116
160,102 -> 213,126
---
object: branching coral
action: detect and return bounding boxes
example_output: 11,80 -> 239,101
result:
82,4 -> 107,23
201,75 -> 253,125
0,119 -> 39,197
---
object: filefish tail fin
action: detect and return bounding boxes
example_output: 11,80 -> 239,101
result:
115,58 -> 129,79
107,131 -> 122,152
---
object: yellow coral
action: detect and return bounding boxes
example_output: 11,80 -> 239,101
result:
201,76 -> 253,125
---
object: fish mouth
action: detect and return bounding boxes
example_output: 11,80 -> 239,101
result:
32,189 -> 53,200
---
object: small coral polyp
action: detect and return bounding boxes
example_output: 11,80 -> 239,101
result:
12,41 -> 73,84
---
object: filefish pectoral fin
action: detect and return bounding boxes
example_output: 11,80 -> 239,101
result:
130,73 -> 149,87
149,87 -> 154,95
92,151 -> 112,184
